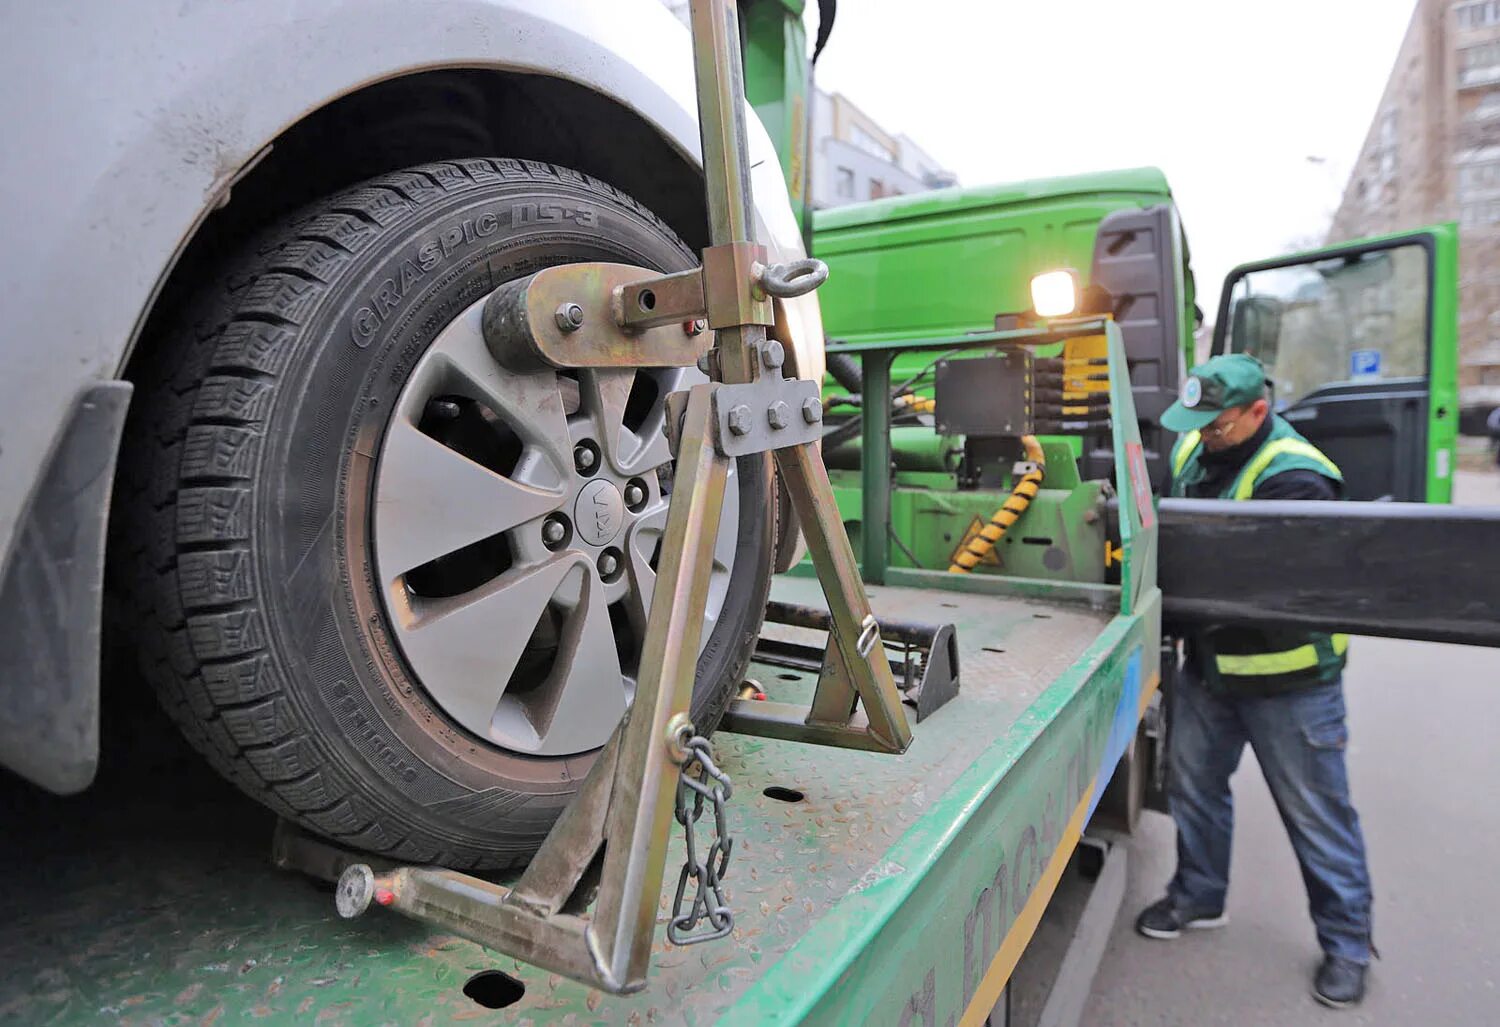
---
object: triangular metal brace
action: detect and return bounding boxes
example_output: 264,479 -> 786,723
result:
295,0 -> 914,996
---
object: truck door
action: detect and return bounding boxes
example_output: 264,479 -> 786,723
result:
1211,225 -> 1458,502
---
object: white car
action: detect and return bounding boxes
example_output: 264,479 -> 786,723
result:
0,0 -> 822,869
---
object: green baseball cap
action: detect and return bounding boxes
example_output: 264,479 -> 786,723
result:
1161,353 -> 1269,432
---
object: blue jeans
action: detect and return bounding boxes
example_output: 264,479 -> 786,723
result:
1167,668 -> 1374,964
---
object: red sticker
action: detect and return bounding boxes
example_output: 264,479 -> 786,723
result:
1126,442 -> 1155,529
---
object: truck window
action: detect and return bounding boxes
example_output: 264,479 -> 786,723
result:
1223,243 -> 1429,409
1213,230 -> 1458,503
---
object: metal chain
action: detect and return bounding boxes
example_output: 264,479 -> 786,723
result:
667,734 -> 735,946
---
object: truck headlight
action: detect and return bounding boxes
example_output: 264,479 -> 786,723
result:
1030,269 -> 1080,318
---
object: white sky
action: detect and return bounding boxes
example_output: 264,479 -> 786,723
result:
806,0 -> 1419,314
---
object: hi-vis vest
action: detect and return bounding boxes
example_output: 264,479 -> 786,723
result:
1170,416 -> 1349,692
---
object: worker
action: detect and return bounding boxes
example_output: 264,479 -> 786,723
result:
1135,353 -> 1373,1009
1487,403 -> 1500,470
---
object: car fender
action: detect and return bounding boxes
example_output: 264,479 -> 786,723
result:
0,0 -> 819,790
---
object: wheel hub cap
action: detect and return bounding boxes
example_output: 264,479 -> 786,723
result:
574,480 -> 624,547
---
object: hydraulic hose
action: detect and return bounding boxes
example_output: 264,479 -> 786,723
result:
821,390 -> 934,449
825,351 -> 865,395
948,435 -> 1046,573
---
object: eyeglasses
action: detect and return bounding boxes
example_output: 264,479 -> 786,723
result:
1204,411 -> 1242,440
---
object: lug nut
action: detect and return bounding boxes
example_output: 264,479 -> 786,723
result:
426,398 -> 462,421
801,396 -> 823,424
542,515 -> 568,548
767,401 -> 790,430
555,302 -> 585,332
728,404 -> 753,436
761,340 -> 785,371
624,482 -> 647,509
597,549 -> 622,581
574,442 -> 598,474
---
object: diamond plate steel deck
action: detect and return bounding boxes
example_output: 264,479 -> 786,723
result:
0,577 -> 1148,1026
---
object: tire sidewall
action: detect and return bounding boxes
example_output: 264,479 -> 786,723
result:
258,167 -> 770,847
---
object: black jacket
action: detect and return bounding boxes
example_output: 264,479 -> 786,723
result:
1180,415 -> 1344,690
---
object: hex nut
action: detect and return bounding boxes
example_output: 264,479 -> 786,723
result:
555,302 -> 585,332
597,550 -> 621,580
727,404 -> 753,436
767,401 -> 790,430
542,515 -> 569,547
801,396 -> 823,424
761,340 -> 786,370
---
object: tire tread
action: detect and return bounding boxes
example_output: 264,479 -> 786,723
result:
113,162 -> 755,871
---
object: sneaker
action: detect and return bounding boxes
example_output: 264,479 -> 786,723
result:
1313,956 -> 1367,1008
1134,896 -> 1229,940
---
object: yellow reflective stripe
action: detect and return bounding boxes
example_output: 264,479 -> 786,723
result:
1172,430 -> 1202,477
1217,633 -> 1350,676
1216,645 -> 1320,675
1231,438 -> 1342,500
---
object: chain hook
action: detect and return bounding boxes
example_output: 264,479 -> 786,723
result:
667,734 -> 735,946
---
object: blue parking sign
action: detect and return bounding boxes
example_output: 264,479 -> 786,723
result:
1350,349 -> 1381,379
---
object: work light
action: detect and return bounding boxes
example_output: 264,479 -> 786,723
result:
1030,269 -> 1080,318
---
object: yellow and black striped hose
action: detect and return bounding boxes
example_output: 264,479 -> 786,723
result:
948,435 -> 1046,573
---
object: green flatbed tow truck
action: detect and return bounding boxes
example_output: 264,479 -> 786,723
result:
5,3 -> 1499,1026
1,552 -> 1151,1024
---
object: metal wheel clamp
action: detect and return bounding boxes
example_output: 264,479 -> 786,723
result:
279,0 -> 914,994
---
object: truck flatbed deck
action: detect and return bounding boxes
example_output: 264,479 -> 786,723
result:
0,575 -> 1156,1025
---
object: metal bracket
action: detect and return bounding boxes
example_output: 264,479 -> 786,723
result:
712,376 -> 823,456
482,252 -> 822,374
741,601 -> 960,735
312,0 -> 913,996
315,384 -> 731,995
483,262 -> 713,371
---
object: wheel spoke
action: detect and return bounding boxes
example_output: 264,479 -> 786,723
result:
582,370 -> 672,476
503,565 -> 627,755
622,469 -> 734,641
702,460 -> 739,630
375,418 -> 563,582
407,300 -> 572,489
713,460 -> 741,573
397,553 -> 584,741
623,505 -> 668,634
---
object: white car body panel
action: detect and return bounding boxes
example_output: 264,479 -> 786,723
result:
0,0 -> 823,577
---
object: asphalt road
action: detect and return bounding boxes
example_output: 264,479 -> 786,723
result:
1079,470 -> 1500,1026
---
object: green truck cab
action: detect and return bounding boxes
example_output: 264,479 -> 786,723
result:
813,168 -> 1459,513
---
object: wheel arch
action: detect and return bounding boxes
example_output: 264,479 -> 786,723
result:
124,66 -> 713,383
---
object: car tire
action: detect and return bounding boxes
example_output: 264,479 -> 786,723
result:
111,160 -> 772,870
